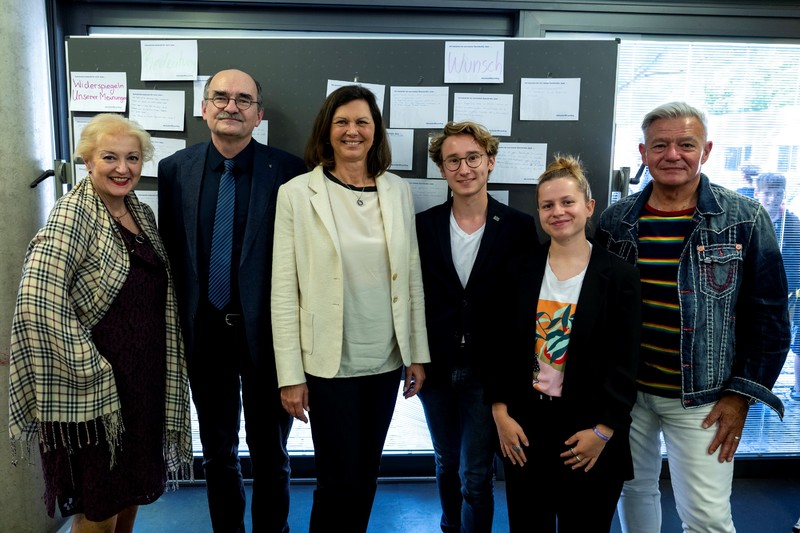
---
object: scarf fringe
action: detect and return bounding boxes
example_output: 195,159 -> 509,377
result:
9,411 -> 125,469
164,428 -> 194,491
10,435 -> 35,467
10,414 -> 194,492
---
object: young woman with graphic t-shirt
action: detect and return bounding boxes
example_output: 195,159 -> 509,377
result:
487,155 -> 642,532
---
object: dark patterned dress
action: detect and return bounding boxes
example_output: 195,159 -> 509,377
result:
41,223 -> 168,521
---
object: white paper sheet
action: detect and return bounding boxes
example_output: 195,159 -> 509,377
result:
387,129 -> 414,171
128,89 -> 185,131
140,40 -> 198,81
135,190 -> 159,223
444,41 -> 504,84
72,116 -> 92,151
69,72 -> 127,112
452,93 -> 513,136
193,75 -> 211,117
520,78 -> 581,121
390,87 -> 449,129
407,178 -> 449,214
253,121 -> 269,146
491,143 -> 548,184
142,137 -> 187,178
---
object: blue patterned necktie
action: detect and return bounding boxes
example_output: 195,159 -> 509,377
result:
208,159 -> 235,310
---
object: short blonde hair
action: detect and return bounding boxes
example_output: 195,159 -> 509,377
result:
428,121 -> 499,168
74,113 -> 154,163
537,154 -> 592,202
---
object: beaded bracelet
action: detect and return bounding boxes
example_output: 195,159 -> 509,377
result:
593,426 -> 611,441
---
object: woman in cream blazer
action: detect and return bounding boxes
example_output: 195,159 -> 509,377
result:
271,85 -> 429,533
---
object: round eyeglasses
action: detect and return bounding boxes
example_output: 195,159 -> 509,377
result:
443,153 -> 485,172
206,95 -> 256,110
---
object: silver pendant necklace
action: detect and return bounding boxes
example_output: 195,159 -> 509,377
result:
345,182 -> 367,206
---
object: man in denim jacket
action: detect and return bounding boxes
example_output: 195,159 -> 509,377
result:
596,101 -> 789,533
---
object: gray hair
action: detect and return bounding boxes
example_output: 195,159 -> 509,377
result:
641,101 -> 708,140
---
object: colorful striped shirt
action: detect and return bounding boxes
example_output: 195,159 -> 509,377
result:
636,205 -> 695,397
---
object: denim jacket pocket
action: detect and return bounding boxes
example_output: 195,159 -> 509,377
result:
697,243 -> 742,299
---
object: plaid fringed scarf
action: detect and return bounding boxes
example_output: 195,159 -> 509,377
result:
8,177 -> 193,482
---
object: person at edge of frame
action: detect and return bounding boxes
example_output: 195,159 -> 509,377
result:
596,101 -> 790,533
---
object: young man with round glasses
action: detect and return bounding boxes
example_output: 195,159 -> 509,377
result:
416,121 -> 539,532
158,69 -> 307,533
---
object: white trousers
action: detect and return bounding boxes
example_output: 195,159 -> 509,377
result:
618,392 -> 736,533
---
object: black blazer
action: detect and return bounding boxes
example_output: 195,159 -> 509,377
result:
486,241 -> 642,478
416,195 -> 539,383
158,140 -> 306,377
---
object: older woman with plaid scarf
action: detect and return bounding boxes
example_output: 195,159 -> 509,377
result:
8,113 -> 192,532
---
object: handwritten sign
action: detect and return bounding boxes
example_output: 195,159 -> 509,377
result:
520,78 -> 581,121
128,89 -> 185,131
390,87 -> 449,129
70,72 -> 127,112
444,41 -> 504,84
492,143 -> 548,184
140,40 -> 198,81
453,93 -> 513,136
408,178 -> 449,214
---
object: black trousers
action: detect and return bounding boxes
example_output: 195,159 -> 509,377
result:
502,395 -> 623,533
305,367 -> 402,533
190,308 -> 293,533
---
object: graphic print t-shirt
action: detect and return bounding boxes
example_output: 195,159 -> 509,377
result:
533,254 -> 587,397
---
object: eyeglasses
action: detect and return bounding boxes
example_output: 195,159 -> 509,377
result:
206,95 -> 256,110
443,153 -> 485,172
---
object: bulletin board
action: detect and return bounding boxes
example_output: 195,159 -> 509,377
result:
65,36 -> 618,219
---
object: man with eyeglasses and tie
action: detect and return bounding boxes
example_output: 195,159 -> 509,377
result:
415,121 -> 538,533
159,69 -> 306,533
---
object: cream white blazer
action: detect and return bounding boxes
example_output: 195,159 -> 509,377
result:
271,165 -> 430,387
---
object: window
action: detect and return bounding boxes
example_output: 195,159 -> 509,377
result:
725,147 -> 745,171
779,145 -> 799,173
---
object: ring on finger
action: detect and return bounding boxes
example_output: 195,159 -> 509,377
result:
512,445 -> 521,452
733,435 -> 741,441
576,455 -> 583,462
569,447 -> 577,457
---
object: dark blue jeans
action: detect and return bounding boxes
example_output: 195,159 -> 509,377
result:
419,367 -> 496,533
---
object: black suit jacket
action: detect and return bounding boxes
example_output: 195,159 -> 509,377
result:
416,195 -> 539,383
487,241 -> 642,478
158,140 -> 306,377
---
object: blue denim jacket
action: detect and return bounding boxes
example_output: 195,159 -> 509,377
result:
596,175 -> 789,417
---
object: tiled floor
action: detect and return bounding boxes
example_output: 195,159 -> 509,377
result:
56,477 -> 800,532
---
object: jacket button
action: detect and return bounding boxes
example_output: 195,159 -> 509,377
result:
393,296 -> 398,303
392,273 -> 398,280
